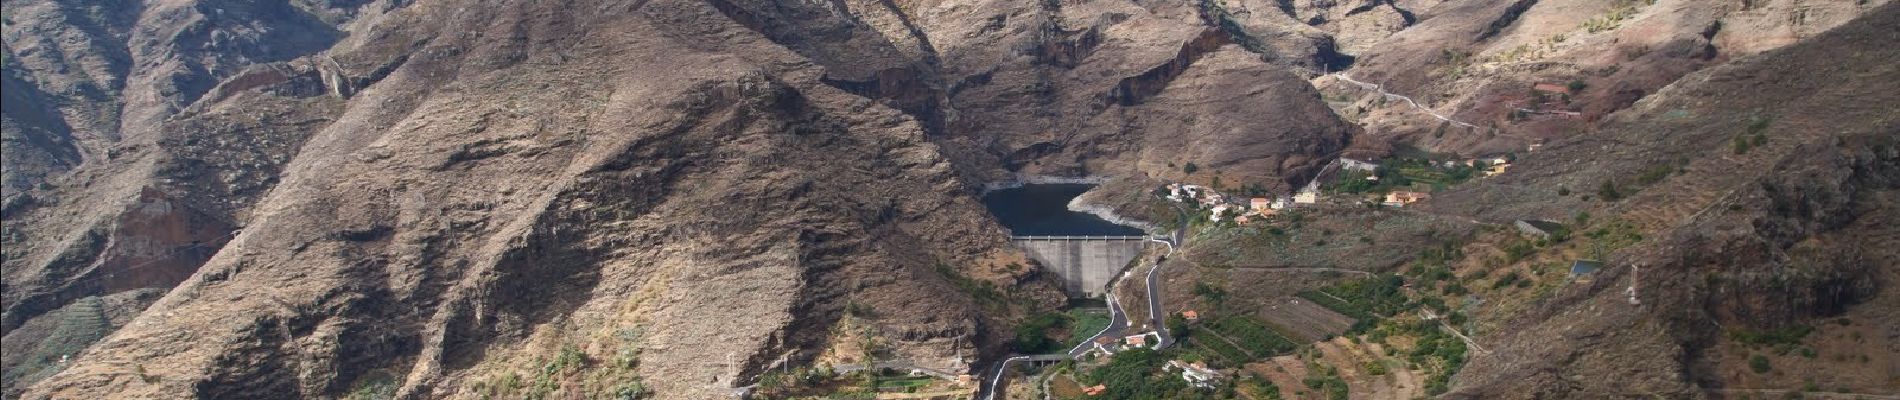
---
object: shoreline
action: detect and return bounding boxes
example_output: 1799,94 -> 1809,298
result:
979,175 -> 1111,195
1067,198 -> 1158,234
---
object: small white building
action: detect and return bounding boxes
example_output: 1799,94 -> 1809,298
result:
1166,360 -> 1221,389
1294,191 -> 1319,204
1340,158 -> 1379,172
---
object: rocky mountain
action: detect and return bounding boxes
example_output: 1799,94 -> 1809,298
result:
1,0 -> 1892,399
2,0 -> 1354,398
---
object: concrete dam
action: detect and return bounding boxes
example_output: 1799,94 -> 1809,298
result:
1012,236 -> 1161,298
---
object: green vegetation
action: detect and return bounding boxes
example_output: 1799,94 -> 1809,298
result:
4,297 -> 110,389
1168,313 -> 1191,340
1064,309 -> 1113,349
1298,274 -> 1409,324
1381,320 -> 1468,395
1241,378 -> 1284,400
525,344 -> 590,400
1081,348 -> 1218,399
1194,282 -> 1229,307
1728,325 -> 1813,347
1734,114 -> 1775,154
1491,271 -> 1524,289
1014,312 -> 1071,353
934,264 -> 1014,313
346,371 -> 399,400
1189,328 -> 1255,365
1364,360 -> 1390,376
1184,162 -> 1201,174
1749,354 -> 1773,373
1597,180 -> 1623,201
1566,79 -> 1589,92
1327,158 -> 1479,195
1302,364 -> 1350,400
1582,0 -> 1654,33
1211,317 -> 1298,356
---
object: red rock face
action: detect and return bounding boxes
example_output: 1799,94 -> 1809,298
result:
94,187 -> 235,294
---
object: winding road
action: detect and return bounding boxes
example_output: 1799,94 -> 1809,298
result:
979,205 -> 1193,400
1330,73 -> 1478,129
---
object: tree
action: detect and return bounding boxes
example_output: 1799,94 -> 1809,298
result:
1749,354 -> 1772,373
1597,180 -> 1622,201
1168,313 -> 1190,338
1184,162 -> 1201,174
1566,79 -> 1588,92
1193,283 -> 1228,307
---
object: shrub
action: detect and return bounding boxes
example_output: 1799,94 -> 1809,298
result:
1184,162 -> 1200,174
1597,180 -> 1622,201
1364,360 -> 1389,375
1749,354 -> 1772,373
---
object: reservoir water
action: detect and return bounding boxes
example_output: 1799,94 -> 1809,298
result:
982,184 -> 1145,236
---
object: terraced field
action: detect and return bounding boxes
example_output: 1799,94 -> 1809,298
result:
1245,337 -> 1424,400
1256,297 -> 1356,342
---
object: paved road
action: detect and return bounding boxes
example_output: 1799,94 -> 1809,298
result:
1066,291 -> 1128,358
1145,255 -> 1172,348
1147,210 -> 1187,349
982,209 -> 1191,400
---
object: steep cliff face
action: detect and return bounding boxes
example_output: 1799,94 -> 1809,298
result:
709,0 -> 1361,190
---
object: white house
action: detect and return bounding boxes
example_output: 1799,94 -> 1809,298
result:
1294,191 -> 1319,204
1340,158 -> 1378,172
1166,360 -> 1221,389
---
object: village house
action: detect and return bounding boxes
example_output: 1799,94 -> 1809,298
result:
1384,191 -> 1431,207
1165,360 -> 1221,389
1182,310 -> 1200,321
1340,158 -> 1379,172
1234,215 -> 1251,225
1485,162 -> 1511,177
1124,334 -> 1148,348
1251,197 -> 1270,211
1083,384 -> 1107,396
1294,190 -> 1319,204
1209,204 -> 1232,222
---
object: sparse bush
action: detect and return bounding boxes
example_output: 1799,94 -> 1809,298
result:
1184,162 -> 1200,174
1749,354 -> 1772,373
1597,180 -> 1622,201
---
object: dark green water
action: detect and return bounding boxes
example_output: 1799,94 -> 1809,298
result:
981,184 -> 1144,236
